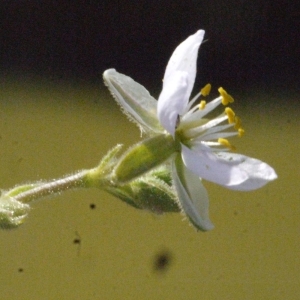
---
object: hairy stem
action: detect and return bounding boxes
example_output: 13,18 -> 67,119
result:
13,170 -> 90,204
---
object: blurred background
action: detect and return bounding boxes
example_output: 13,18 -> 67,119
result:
0,1 -> 299,299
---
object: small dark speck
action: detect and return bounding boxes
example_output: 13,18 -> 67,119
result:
73,238 -> 81,245
233,210 -> 238,216
90,203 -> 96,209
73,231 -> 81,255
287,119 -> 291,123
73,231 -> 81,244
18,268 -> 24,273
153,250 -> 172,272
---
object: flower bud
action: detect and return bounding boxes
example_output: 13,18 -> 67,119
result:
106,166 -> 180,213
0,194 -> 30,229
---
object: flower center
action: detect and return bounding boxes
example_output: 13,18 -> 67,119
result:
176,85 -> 244,152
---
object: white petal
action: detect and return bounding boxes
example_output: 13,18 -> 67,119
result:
214,152 -> 278,191
181,145 -> 277,190
172,154 -> 214,231
163,30 -> 205,101
181,144 -> 248,186
157,71 -> 189,135
103,69 -> 163,134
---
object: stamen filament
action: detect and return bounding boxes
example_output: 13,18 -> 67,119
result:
218,138 -> 236,151
199,131 -> 239,141
186,91 -> 201,112
181,96 -> 222,124
198,141 -> 232,152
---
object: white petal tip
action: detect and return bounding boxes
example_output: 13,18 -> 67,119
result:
190,219 -> 214,232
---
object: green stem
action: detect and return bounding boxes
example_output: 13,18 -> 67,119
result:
13,170 -> 90,204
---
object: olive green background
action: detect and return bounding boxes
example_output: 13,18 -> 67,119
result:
0,77 -> 299,299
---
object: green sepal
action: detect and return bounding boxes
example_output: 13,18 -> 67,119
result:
114,134 -> 176,183
105,166 -> 179,213
103,69 -> 164,135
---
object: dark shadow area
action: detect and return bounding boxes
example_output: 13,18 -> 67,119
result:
0,1 -> 298,99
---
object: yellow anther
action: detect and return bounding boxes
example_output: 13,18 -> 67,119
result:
201,83 -> 211,96
218,87 -> 234,105
199,100 -> 206,110
218,138 -> 236,151
225,107 -> 235,124
238,128 -> 245,137
234,116 -> 242,130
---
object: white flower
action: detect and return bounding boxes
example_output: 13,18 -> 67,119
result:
103,30 -> 277,231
